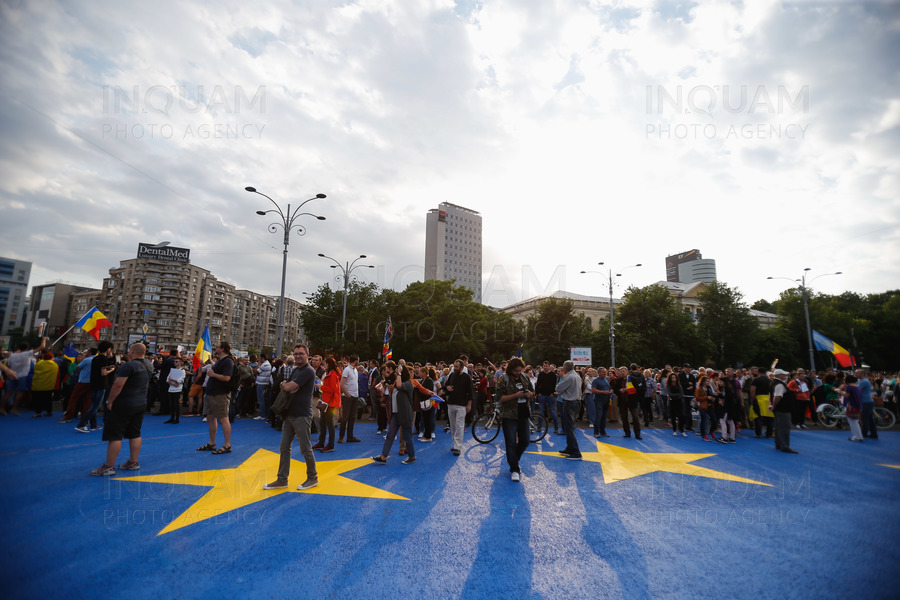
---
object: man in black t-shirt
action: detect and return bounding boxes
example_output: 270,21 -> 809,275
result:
91,343 -> 151,476
264,344 -> 318,491
199,342 -> 235,454
750,370 -> 774,438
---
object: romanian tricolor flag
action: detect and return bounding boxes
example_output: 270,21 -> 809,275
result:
625,379 -> 637,395
812,330 -> 855,368
385,348 -> 393,360
192,325 -> 212,371
430,394 -> 443,404
382,314 -> 393,357
75,307 -> 113,341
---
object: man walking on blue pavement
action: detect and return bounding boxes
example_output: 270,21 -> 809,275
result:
771,369 -> 798,454
496,357 -> 534,481
264,344 -> 318,491
444,359 -> 473,456
555,360 -> 583,460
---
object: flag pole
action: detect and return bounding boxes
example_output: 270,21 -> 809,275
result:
50,324 -> 78,348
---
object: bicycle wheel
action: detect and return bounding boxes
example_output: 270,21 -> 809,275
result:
472,412 -> 501,443
529,414 -> 548,443
818,404 -> 839,428
873,407 -> 896,429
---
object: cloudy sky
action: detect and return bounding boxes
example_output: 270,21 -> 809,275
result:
1,0 -> 898,311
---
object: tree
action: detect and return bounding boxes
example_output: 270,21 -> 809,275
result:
751,299 -> 776,313
523,297 -> 592,365
697,281 -> 759,367
614,284 -> 710,367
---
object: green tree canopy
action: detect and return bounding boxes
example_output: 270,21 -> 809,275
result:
697,281 -> 759,368
523,297 -> 592,365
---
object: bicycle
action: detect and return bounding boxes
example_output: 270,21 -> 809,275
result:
472,403 -> 548,444
817,402 -> 896,429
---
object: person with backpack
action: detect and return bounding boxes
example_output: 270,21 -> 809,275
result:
622,364 -> 646,440
444,359 -> 473,456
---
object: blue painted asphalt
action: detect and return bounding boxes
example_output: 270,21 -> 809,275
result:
1,415 -> 898,599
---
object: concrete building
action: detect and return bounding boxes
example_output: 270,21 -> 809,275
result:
0,257 -> 31,336
425,202 -> 482,303
66,251 -> 301,354
28,282 -> 100,339
666,249 -> 717,284
502,283 -> 778,330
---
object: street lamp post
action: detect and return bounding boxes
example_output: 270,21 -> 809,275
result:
317,253 -> 375,340
245,187 -> 326,356
767,268 -> 842,374
580,262 -> 641,367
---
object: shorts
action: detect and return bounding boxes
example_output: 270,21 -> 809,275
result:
4,377 -> 31,393
205,393 -> 230,419
189,384 -> 203,398
102,405 -> 146,441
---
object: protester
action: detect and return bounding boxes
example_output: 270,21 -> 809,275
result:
840,375 -> 864,442
371,362 -> 416,465
621,364 -> 645,440
197,342 -> 234,454
164,357 -> 185,424
771,369 -> 797,454
264,344 -> 319,491
90,343 -> 151,476
535,361 -> 559,435
496,357 -> 535,480
338,354 -> 361,443
31,351 -> 59,418
312,357 -> 340,452
444,359 -> 473,456
77,341 -> 116,433
555,360 -> 583,458
590,367 -> 612,438
856,369 -> 878,440
255,354 -> 272,421
667,372 -> 686,436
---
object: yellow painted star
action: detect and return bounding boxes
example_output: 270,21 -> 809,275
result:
119,448 -> 407,535
879,464 -> 900,470
529,441 -> 772,487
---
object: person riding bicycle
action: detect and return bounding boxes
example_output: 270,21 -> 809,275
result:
496,357 -> 534,482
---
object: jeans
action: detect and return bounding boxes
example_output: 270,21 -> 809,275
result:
79,388 -> 107,429
621,399 -> 641,437
860,403 -> 878,438
257,384 -> 270,419
699,406 -> 711,437
774,411 -> 792,450
339,395 -> 357,440
168,392 -> 181,421
382,415 -> 414,459
561,399 -> 580,455
501,417 -> 530,473
593,397 -> 609,435
277,415 -> 317,482
584,393 -> 596,425
657,395 -> 668,421
318,406 -> 336,447
669,397 -> 684,432
538,395 -> 557,430
64,382 -> 92,420
448,404 -> 466,450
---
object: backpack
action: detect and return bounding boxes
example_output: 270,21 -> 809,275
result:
226,357 -> 241,393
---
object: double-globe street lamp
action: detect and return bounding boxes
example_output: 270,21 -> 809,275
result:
767,268 -> 842,373
245,186 -> 326,356
317,253 -> 374,340
579,262 -> 642,367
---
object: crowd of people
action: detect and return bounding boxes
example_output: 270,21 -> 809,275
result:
2,338 -> 898,484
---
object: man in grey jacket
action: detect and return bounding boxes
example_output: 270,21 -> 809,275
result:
555,361 -> 583,460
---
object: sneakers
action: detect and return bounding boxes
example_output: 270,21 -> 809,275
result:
311,442 -> 324,450
321,446 -> 334,453
795,425 -> 802,430
297,478 -> 319,490
74,425 -> 91,433
91,464 -> 115,476
702,435 -> 710,441
254,416 -> 265,421
401,456 -> 416,465
681,432 -> 688,437
347,437 -> 361,443
673,431 -> 678,437
118,460 -> 140,471
511,472 -> 521,482
337,438 -> 344,444
91,425 -> 103,431
58,418 -> 73,423
375,430 -> 383,435
263,480 -> 288,490
716,437 -> 727,444
452,448 -> 461,456
565,454 -> 583,460
558,449 -> 572,455
371,456 -> 387,464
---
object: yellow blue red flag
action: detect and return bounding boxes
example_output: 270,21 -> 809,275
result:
74,307 -> 112,341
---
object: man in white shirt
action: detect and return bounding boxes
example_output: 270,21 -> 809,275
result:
255,357 -> 273,421
338,354 -> 361,443
1,338 -> 46,416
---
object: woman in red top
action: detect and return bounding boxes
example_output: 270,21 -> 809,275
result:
313,357 -> 341,453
